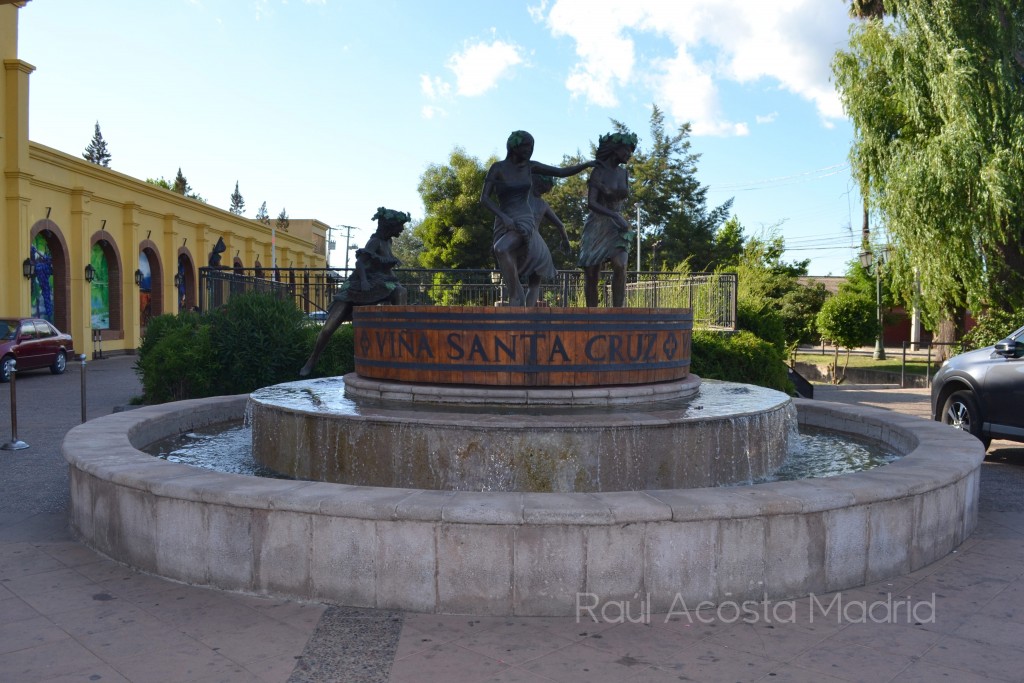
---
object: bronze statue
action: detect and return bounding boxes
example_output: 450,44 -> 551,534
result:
480,130 -> 592,306
578,131 -> 638,307
208,236 -> 227,268
299,207 -> 409,377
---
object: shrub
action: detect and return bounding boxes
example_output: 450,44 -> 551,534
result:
135,293 -> 357,403
137,323 -> 217,402
957,309 -> 1024,354
135,311 -> 210,403
303,322 -> 356,378
778,282 -> 828,345
206,293 -> 311,395
815,293 -> 876,383
736,300 -> 786,354
691,330 -> 793,394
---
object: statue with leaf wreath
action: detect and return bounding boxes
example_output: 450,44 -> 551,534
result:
299,207 -> 409,377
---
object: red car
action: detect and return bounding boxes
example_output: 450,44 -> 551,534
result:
0,317 -> 74,383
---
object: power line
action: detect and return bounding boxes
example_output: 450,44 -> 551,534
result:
707,163 -> 850,192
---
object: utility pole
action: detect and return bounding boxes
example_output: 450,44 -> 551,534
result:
336,225 -> 357,272
326,226 -> 337,266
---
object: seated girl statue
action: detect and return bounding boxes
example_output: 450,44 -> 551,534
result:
299,207 -> 409,377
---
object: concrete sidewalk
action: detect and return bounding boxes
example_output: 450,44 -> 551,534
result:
2,360 -> 1023,682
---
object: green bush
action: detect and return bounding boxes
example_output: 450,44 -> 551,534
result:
815,293 -> 876,350
135,293 -> 358,403
303,322 -> 356,378
956,309 -> 1024,354
137,324 -> 217,402
205,293 -> 311,395
135,310 -> 203,362
815,293 -> 876,383
691,330 -> 793,394
778,282 -> 828,345
736,300 -> 786,354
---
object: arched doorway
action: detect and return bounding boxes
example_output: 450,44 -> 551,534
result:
29,220 -> 71,333
139,242 -> 163,329
89,236 -> 123,334
177,250 -> 197,312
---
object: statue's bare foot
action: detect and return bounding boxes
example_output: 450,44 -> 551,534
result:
299,363 -> 313,377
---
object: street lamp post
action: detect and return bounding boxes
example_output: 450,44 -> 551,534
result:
859,245 -> 889,361
635,204 -> 642,273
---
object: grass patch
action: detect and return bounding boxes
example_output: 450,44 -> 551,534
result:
793,351 -> 934,377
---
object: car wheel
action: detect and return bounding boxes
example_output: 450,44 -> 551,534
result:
0,355 -> 12,383
941,390 -> 991,450
50,350 -> 67,375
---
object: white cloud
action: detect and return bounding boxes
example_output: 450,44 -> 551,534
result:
756,112 -> 778,124
527,0 -> 549,23
420,74 -> 451,101
546,0 -> 640,107
421,105 -> 445,120
419,38 -> 525,118
419,75 -> 451,120
446,39 -> 524,97
540,0 -> 852,136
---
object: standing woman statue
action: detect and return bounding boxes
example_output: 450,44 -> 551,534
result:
299,207 -> 409,377
578,131 -> 638,307
480,130 -> 592,306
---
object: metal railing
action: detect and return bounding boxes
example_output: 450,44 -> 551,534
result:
199,267 -> 738,330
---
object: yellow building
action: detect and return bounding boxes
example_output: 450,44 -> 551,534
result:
0,2 -> 328,355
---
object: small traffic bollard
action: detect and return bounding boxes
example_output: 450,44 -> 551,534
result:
1,359 -> 29,451
79,354 -> 88,423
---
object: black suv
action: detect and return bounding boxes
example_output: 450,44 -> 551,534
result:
931,325 -> 1024,450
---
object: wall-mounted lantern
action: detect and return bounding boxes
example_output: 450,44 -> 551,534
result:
84,263 -> 96,283
22,257 -> 35,279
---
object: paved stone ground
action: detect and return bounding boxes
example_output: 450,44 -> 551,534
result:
2,360 -> 1024,682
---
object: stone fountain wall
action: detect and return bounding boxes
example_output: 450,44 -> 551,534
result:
249,376 -> 795,492
63,396 -> 982,616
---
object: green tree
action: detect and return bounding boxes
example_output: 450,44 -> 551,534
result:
255,201 -> 270,225
276,208 -> 290,233
173,168 -> 191,195
622,105 -> 733,271
727,219 -> 821,352
833,0 -> 1024,331
710,216 -> 746,269
543,152 -> 590,270
83,121 -> 111,167
146,177 -> 173,191
779,282 -> 829,346
391,219 -> 424,267
229,181 -> 245,215
816,292 -> 877,383
415,148 -> 495,269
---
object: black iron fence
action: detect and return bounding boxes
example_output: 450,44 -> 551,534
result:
199,267 -> 738,331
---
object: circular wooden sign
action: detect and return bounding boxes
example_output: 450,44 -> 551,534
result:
352,306 -> 691,387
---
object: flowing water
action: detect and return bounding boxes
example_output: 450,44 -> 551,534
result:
146,421 -> 899,484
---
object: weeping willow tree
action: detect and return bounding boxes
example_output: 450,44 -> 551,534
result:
833,0 -> 1024,337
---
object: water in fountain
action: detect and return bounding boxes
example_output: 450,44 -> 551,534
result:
146,381 -> 899,486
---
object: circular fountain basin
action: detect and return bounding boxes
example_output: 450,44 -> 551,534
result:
63,396 -> 982,616
249,375 -> 795,491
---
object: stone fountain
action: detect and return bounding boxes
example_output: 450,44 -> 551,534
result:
63,303 -> 983,616
250,305 -> 795,492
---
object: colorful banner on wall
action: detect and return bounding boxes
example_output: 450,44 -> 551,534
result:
30,234 -> 55,323
90,244 -> 110,330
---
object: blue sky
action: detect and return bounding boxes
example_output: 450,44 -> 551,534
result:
20,0 -> 864,275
